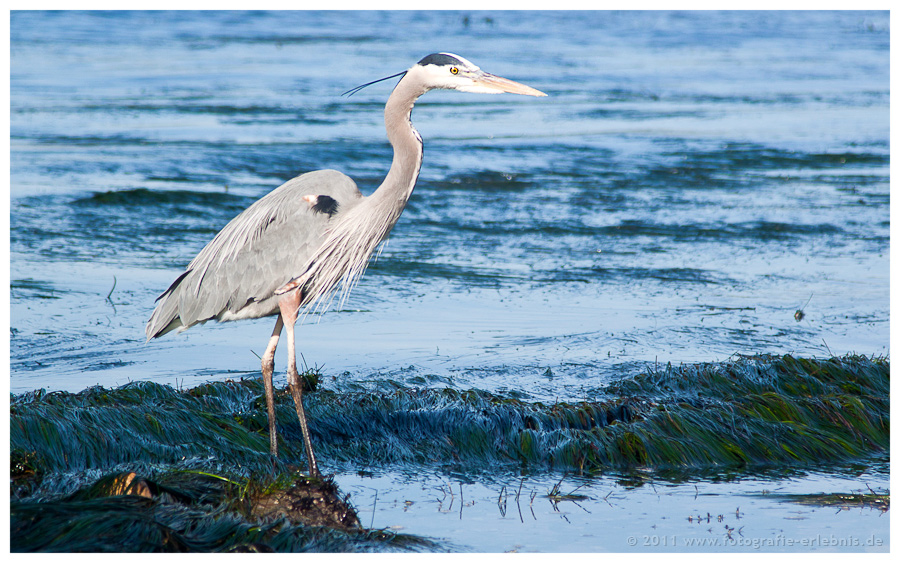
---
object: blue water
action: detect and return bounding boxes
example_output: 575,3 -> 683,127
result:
9,10 -> 890,552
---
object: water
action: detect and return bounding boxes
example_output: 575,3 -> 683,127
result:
9,10 -> 890,552
337,464 -> 890,552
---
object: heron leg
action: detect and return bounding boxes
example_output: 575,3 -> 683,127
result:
260,315 -> 284,456
278,290 -> 320,478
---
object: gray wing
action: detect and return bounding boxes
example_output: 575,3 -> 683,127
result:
146,169 -> 363,339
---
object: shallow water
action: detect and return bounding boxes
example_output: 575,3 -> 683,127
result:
9,10 -> 890,552
339,463 -> 890,553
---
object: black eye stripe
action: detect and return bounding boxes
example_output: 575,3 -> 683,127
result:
417,53 -> 462,67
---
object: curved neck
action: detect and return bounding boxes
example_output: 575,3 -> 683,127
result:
372,75 -> 426,208
295,73 -> 428,313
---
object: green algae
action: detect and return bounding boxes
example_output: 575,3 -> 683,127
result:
306,354 -> 887,472
10,354 -> 889,551
11,489 -> 433,553
11,354 -> 888,478
11,468 -> 438,553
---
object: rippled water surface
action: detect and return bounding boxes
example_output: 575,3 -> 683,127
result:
9,10 -> 890,552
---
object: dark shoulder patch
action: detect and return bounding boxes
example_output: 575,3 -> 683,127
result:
310,195 -> 339,216
417,53 -> 461,67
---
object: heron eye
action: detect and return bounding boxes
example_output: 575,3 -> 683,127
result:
450,67 -> 459,75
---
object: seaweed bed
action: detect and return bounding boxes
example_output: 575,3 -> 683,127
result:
10,354 -> 889,552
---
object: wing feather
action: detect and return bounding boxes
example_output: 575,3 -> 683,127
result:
146,169 -> 362,339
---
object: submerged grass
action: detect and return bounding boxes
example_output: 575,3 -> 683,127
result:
10,354 -> 888,551
11,477 -> 434,552
11,465 -> 437,553
309,354 -> 888,472
772,492 -> 890,512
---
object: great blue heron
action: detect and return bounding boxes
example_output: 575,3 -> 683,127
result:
146,53 -> 546,477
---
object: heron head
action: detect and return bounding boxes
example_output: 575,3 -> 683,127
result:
342,53 -> 547,98
413,52 -> 547,97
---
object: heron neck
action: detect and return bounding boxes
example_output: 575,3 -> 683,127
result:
373,76 -> 426,211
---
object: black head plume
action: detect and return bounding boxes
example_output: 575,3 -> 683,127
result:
417,53 -> 463,67
342,70 -> 408,97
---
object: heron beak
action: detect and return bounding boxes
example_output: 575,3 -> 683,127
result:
473,72 -> 547,97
